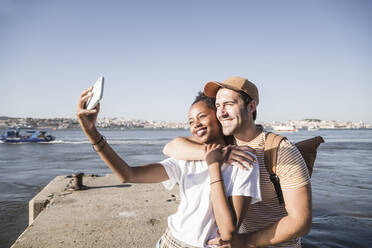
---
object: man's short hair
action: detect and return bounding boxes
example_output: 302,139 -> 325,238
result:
192,91 -> 216,110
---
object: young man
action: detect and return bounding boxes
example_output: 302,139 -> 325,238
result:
164,76 -> 312,248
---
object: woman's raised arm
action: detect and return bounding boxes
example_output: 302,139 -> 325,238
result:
76,88 -> 169,184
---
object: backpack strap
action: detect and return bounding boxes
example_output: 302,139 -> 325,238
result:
264,132 -> 324,205
264,132 -> 287,204
264,132 -> 287,174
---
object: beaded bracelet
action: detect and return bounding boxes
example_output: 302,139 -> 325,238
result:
92,135 -> 106,152
210,179 -> 224,185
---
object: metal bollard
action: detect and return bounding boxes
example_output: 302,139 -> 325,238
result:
71,173 -> 87,190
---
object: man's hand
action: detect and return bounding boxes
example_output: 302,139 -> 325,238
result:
226,145 -> 257,170
207,234 -> 246,248
204,144 -> 257,170
207,236 -> 231,248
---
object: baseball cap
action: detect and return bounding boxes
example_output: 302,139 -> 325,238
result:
204,76 -> 259,105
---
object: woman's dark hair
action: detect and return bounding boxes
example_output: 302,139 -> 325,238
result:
192,91 -> 216,110
238,91 -> 257,120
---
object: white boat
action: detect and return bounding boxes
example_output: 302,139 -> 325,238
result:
272,125 -> 298,132
307,126 -> 319,131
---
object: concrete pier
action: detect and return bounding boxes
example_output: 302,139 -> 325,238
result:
11,174 -> 178,248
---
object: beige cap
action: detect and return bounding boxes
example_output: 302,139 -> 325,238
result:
204,76 -> 259,105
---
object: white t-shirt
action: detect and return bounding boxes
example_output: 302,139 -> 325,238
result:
160,156 -> 261,248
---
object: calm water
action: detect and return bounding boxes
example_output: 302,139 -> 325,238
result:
0,129 -> 371,248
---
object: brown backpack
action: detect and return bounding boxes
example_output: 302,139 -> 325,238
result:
264,132 -> 324,204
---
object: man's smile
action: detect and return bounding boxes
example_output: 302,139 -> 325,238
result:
220,119 -> 233,126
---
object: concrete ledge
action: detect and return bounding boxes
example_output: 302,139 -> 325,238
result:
13,174 -> 179,248
28,175 -> 72,225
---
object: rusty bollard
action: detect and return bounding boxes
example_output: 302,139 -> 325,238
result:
71,173 -> 87,190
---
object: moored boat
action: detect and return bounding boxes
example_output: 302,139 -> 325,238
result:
272,125 -> 298,132
0,129 -> 55,143
307,126 -> 320,131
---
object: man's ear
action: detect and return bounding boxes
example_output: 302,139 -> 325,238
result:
248,100 -> 257,113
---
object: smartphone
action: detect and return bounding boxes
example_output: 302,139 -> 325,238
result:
85,76 -> 104,110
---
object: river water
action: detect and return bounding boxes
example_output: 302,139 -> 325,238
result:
0,128 -> 371,247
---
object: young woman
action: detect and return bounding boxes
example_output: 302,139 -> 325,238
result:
76,89 -> 261,248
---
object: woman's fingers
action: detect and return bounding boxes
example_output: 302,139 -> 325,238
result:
205,143 -> 221,153
78,87 -> 93,108
76,107 -> 97,118
80,86 -> 93,98
76,89 -> 99,119
79,92 -> 93,109
78,86 -> 97,108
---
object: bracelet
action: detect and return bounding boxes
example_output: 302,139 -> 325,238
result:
92,135 -> 106,152
210,179 -> 224,185
92,135 -> 105,146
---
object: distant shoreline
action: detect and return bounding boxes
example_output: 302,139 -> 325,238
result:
1,116 -> 371,130
2,127 -> 372,132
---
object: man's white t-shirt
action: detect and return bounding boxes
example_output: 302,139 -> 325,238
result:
160,157 -> 261,247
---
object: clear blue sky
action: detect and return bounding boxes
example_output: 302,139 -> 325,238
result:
1,0 -> 371,123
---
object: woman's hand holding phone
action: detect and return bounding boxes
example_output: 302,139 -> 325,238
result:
76,86 -> 101,140
76,76 -> 104,139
